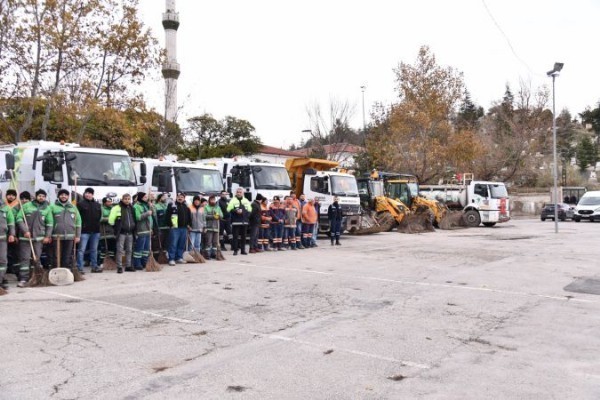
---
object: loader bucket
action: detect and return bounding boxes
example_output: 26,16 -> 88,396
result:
348,212 -> 394,235
438,210 -> 468,230
396,210 -> 435,234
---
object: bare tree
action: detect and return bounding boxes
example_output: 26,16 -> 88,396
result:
304,97 -> 356,162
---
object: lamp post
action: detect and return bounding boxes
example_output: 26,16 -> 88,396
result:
547,62 -> 564,234
360,85 -> 366,133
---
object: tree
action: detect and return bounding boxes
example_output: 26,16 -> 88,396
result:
576,135 -> 597,172
0,0 -> 160,144
178,113 -> 262,160
455,90 -> 484,131
366,46 -> 465,183
475,81 -> 552,184
580,103 -> 600,136
303,98 -> 362,162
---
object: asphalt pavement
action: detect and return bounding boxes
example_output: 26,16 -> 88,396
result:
1,219 -> 599,399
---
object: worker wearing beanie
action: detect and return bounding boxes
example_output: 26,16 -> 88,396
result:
76,187 -> 102,273
0,190 -> 16,290
49,189 -> 81,270
15,189 -> 53,287
132,192 -> 153,270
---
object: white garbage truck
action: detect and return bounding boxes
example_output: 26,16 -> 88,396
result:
419,173 -> 510,227
199,157 -> 292,202
132,158 -> 223,203
0,141 -> 145,203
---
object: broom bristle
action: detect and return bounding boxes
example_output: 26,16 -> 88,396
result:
71,267 -> 85,282
145,254 -> 162,272
0,287 -> 7,296
191,249 -> 206,263
102,256 -> 117,270
26,266 -> 50,287
157,251 -> 169,265
216,250 -> 225,261
183,251 -> 196,263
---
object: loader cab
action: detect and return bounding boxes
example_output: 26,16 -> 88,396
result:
357,178 -> 384,209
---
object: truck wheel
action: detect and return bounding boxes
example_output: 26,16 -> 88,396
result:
463,210 -> 481,227
573,216 -> 581,222
541,217 -> 546,221
483,222 -> 496,227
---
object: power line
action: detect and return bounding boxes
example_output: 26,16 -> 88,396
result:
481,0 -> 543,78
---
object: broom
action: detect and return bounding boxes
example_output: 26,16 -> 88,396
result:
101,235 -> 117,270
215,220 -> 225,261
185,233 -> 206,263
145,233 -> 161,272
70,238 -> 84,282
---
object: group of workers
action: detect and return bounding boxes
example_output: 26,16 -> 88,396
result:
0,186 -> 345,290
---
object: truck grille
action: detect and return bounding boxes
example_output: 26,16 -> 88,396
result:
341,204 -> 360,215
578,210 -> 593,215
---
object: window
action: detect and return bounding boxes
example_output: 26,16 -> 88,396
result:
474,184 -> 489,198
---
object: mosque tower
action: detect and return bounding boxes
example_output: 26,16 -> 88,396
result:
162,0 -> 180,122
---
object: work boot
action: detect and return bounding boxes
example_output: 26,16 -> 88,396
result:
335,240 -> 341,246
17,280 -> 27,287
331,241 -> 334,246
117,267 -> 123,274
249,249 -> 256,254
233,250 -> 238,256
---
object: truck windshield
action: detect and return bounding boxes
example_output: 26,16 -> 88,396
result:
252,166 -> 291,190
175,168 -> 223,194
489,184 -> 508,199
579,196 -> 600,206
331,175 -> 359,196
67,152 -> 135,186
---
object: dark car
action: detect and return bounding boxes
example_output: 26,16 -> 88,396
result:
541,203 -> 574,221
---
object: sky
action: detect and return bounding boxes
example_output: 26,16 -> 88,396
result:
138,0 -> 600,149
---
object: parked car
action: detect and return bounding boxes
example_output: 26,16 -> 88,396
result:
541,203 -> 574,221
573,190 -> 600,222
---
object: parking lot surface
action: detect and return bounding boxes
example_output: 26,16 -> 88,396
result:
1,219 -> 599,399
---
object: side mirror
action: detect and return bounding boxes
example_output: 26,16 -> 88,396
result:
140,162 -> 147,177
139,176 -> 147,184
65,153 -> 77,162
5,153 -> 15,171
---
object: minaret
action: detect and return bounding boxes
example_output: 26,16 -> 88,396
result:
162,0 -> 180,122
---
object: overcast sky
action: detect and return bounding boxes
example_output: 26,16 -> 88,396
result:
138,0 -> 600,149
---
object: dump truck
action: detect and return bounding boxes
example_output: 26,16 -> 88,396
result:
285,157 -> 361,233
419,173 -> 510,227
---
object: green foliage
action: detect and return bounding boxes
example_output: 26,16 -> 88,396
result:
576,135 -> 596,172
580,103 -> 600,135
178,113 -> 262,160
455,91 -> 484,130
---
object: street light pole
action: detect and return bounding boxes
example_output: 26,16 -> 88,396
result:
360,85 -> 366,132
547,62 -> 564,234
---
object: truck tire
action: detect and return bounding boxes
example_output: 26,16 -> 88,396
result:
483,222 -> 496,227
463,210 -> 481,227
573,216 -> 581,222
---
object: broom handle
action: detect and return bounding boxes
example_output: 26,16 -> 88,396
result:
56,237 -> 61,269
